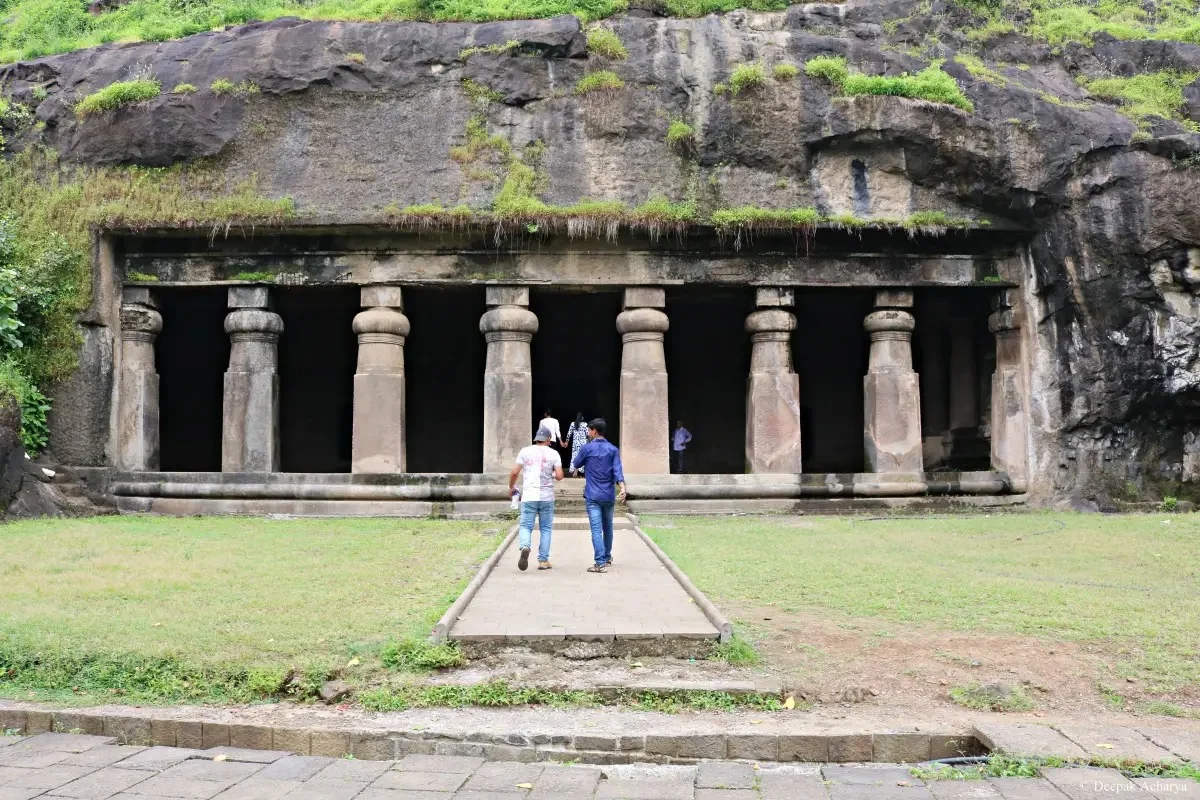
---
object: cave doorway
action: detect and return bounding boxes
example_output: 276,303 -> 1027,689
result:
530,289 -> 622,464
666,287 -> 752,474
405,286 -> 487,473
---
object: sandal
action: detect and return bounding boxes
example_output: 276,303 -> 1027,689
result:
587,565 -> 607,574
538,561 -> 553,570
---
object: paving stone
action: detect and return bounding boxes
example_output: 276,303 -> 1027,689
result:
972,725 -> 1087,761
349,737 -> 394,763
117,748 -> 203,772
258,758 -> 334,783
211,778 -> 304,800
5,765 -> 97,789
370,772 -> 466,793
317,763 -> 391,784
450,792 -> 528,800
277,779 -> 367,800
0,787 -> 44,800
827,736 -> 873,763
758,773 -> 830,800
873,734 -> 931,764
1136,728 -> 1200,763
13,735 -> 116,754
160,761 -> 264,783
1132,777 -> 1199,800
151,721 -> 179,748
63,747 -> 147,769
0,739 -> 24,750
695,762 -> 753,790
25,713 -> 53,737
1053,725 -> 1173,763
823,766 -> 922,787
51,767 -> 153,799
53,715 -> 106,737
986,778 -> 1067,799
828,786 -> 933,799
595,777 -> 693,799
0,749 -> 74,768
394,758 -> 484,776
177,725 -> 204,752
309,735 -> 350,761
529,765 -> 600,796
202,727 -> 232,751
778,736 -> 828,763
0,766 -> 37,783
927,782 -> 1002,799
696,791 -> 756,800
725,735 -> 778,761
460,763 -> 543,793
357,790 -> 451,800
228,728 -> 275,753
1041,767 -> 1147,799
675,736 -> 725,760
572,736 -> 617,752
270,732 -> 311,758
204,749 -> 292,765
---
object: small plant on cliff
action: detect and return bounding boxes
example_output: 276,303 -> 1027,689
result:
586,27 -> 628,60
665,119 -> 696,155
573,70 -> 625,95
803,55 -> 850,84
171,83 -> 197,94
728,61 -> 767,95
804,55 -> 974,112
210,79 -> 259,97
1079,70 -> 1200,130
772,62 -> 799,81
458,40 -> 519,60
74,78 -> 161,115
346,52 -> 365,63
461,78 -> 503,106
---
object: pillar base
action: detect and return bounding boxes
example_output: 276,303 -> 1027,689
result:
745,371 -> 802,473
864,370 -> 923,474
352,373 -> 406,474
620,371 -> 670,474
116,369 -> 160,471
222,372 -> 280,472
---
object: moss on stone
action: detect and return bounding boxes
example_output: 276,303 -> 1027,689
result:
458,39 -> 519,60
804,55 -> 975,113
210,78 -> 259,96
665,120 -> 696,154
772,62 -> 798,81
171,83 -> 198,94
74,78 -> 161,115
728,62 -> 767,95
1080,69 -> 1200,130
573,70 -> 625,95
586,27 -> 628,60
461,78 -> 503,106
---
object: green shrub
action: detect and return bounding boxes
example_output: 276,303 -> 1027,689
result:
74,78 -> 160,115
586,26 -> 628,60
573,70 -> 624,95
380,638 -> 467,671
772,62 -> 798,81
1081,70 -> 1200,128
711,636 -> 762,666
665,120 -> 695,152
1161,495 -> 1179,512
713,82 -> 728,95
210,78 -> 259,96
728,61 -> 766,95
804,54 -> 850,85
171,83 -> 197,94
0,357 -> 49,453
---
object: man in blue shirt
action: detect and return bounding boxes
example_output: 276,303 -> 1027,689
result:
570,418 -> 626,573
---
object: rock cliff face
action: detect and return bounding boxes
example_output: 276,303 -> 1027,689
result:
2,1 -> 1200,504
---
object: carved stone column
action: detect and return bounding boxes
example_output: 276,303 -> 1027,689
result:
352,285 -> 410,474
617,287 -> 669,474
745,288 -> 802,473
221,286 -> 283,472
989,289 -> 1028,483
116,287 -> 162,471
863,289 -> 923,474
480,286 -> 537,472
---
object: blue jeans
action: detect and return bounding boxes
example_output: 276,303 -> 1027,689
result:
518,500 -> 554,563
585,499 -> 615,567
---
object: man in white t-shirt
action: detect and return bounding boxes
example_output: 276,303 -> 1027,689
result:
540,409 -> 562,452
507,424 -> 564,571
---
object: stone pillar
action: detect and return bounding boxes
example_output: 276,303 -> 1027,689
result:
617,287 -> 670,474
480,286 -> 537,472
352,285 -> 410,474
221,286 -> 283,472
989,290 -> 1028,483
116,287 -> 162,471
863,289 -> 923,474
745,288 -> 802,473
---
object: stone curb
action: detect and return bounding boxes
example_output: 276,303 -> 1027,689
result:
433,523 -> 518,642
627,514 -> 733,643
0,706 -> 980,765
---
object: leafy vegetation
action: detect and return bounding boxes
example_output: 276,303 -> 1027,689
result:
915,753 -> 1200,783
74,78 -> 160,115
380,638 -> 467,671
210,78 -> 259,96
573,69 -> 624,95
171,83 -> 197,93
772,62 -> 798,81
1027,0 -> 1200,46
585,26 -> 627,60
728,61 -> 767,95
457,39 -> 518,60
665,119 -> 696,154
804,55 -> 974,112
1080,70 -> 1200,130
710,635 -> 762,666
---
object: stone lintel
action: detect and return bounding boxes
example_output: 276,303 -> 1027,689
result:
754,287 -> 794,308
875,289 -> 914,308
360,284 -> 404,309
485,286 -> 529,307
121,286 -> 159,308
228,286 -> 271,309
624,287 -> 665,309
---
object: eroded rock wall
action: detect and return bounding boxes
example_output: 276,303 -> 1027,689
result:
2,2 -> 1200,503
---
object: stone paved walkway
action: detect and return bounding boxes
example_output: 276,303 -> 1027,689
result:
2,734 -> 1195,800
449,517 -> 718,642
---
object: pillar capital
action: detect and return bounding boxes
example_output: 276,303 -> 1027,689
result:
119,299 -> 162,343
616,307 -> 669,343
864,309 -> 915,341
480,305 -> 538,343
746,308 -> 796,341
225,308 -> 284,343
354,306 -> 410,345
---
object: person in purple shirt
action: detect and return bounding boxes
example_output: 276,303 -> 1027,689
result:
569,418 -> 626,573
672,421 -> 692,474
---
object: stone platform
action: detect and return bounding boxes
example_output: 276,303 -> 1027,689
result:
446,516 -> 723,650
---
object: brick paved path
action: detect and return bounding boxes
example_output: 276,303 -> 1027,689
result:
2,733 -> 1193,800
449,515 -> 718,642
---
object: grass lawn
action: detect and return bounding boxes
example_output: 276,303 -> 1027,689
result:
645,513 -> 1200,693
0,516 -> 501,703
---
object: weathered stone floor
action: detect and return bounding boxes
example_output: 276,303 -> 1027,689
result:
449,519 -> 718,643
3,733 -> 1193,800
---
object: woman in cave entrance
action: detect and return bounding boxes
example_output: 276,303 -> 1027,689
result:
564,412 -> 589,477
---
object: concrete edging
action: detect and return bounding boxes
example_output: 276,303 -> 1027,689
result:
433,524 -> 519,643
628,514 -> 733,644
